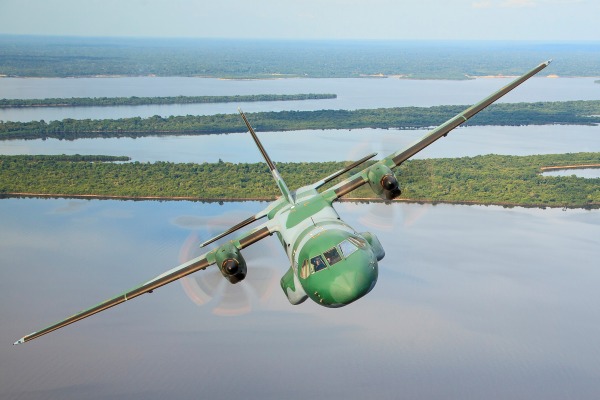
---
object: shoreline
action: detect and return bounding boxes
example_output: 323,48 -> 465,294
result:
540,163 -> 600,171
3,75 -> 600,80
2,192 -> 598,210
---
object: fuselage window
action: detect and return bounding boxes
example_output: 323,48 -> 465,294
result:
323,247 -> 342,266
310,255 -> 327,272
339,239 -> 358,258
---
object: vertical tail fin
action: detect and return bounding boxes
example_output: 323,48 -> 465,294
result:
238,109 -> 295,204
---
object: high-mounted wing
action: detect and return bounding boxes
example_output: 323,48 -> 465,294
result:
200,206 -> 272,248
322,60 -> 552,202
16,107 -> 300,345
14,218 -> 276,345
312,152 -> 378,190
384,60 -> 552,168
13,253 -> 212,345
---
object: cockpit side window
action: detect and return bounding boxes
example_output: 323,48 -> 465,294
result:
300,259 -> 310,279
323,247 -> 342,266
339,239 -> 358,258
348,236 -> 366,248
310,255 -> 327,272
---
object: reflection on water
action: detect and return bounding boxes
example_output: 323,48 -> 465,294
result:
2,198 -> 600,399
2,125 -> 599,163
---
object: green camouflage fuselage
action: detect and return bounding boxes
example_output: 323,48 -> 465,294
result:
268,188 -> 380,307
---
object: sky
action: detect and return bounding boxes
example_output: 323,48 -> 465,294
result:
0,0 -> 598,41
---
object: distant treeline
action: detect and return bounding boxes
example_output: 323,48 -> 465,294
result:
1,153 -> 599,208
0,154 -> 131,162
1,36 -> 599,78
1,101 -> 599,140
0,94 -> 336,108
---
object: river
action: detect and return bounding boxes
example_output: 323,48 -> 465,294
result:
1,76 -> 598,163
0,76 -> 599,123
1,124 -> 599,163
1,199 -> 599,400
1,76 -> 600,400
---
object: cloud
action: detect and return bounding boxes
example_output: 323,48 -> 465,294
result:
473,0 -> 585,8
473,0 -> 536,7
502,0 -> 536,6
472,0 -> 493,8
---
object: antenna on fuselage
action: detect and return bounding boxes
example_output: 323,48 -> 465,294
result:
238,108 -> 295,205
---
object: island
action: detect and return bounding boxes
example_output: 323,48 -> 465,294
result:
0,94 -> 336,108
2,100 -> 600,141
1,153 -> 599,209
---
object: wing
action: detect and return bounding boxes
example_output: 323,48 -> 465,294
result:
14,218 -> 276,345
13,253 -> 212,345
321,60 -> 552,202
16,107 -> 300,345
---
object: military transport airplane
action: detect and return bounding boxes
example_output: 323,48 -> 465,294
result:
14,60 -> 551,345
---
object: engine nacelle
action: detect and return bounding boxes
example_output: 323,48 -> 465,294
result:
215,243 -> 247,284
367,164 -> 401,201
360,231 -> 385,261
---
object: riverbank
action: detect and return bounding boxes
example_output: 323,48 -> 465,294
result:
2,192 -> 598,210
2,101 -> 600,140
0,93 -> 336,108
2,153 -> 599,209
540,163 -> 600,171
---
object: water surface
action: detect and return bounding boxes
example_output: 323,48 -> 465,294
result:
1,125 -> 598,163
542,168 -> 600,179
1,76 -> 598,122
2,73 -> 600,400
1,199 -> 600,399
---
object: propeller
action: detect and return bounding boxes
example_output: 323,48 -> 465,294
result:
175,209 -> 281,316
339,129 -> 431,232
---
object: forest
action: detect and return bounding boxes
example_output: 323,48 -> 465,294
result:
1,35 -> 600,78
0,94 -> 336,108
1,153 -> 599,208
1,100 -> 599,140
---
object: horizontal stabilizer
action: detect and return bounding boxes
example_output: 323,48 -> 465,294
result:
200,212 -> 266,247
313,152 -> 377,190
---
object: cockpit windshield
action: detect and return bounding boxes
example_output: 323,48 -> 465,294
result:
310,255 -> 327,272
304,237 -> 363,277
323,247 -> 342,266
339,239 -> 359,258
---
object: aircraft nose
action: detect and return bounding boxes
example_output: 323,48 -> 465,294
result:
329,257 -> 378,305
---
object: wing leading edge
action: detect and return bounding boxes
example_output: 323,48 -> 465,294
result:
14,219 -> 275,345
16,107 -> 296,345
13,254 -> 211,345
322,60 -> 552,202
